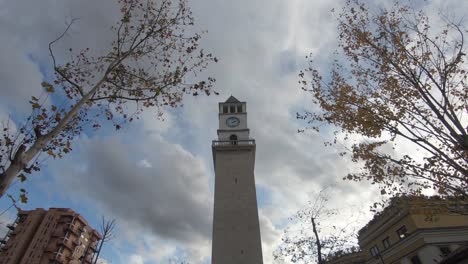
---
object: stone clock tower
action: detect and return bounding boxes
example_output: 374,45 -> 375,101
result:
211,96 -> 263,264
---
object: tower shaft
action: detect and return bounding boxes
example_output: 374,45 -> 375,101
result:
212,144 -> 263,263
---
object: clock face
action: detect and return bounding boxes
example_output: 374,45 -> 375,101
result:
226,117 -> 240,128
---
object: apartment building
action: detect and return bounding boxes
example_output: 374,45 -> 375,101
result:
0,208 -> 101,264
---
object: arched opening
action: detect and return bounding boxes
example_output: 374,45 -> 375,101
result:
230,134 -> 238,145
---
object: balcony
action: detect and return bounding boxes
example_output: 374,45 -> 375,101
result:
58,216 -> 74,224
49,252 -> 65,263
58,238 -> 74,250
67,224 -> 80,235
83,254 -> 94,264
212,139 -> 255,147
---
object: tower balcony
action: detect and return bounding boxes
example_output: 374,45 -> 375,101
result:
212,139 -> 255,147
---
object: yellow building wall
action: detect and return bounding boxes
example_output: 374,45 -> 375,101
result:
361,214 -> 416,258
385,238 -> 425,264
411,213 -> 468,229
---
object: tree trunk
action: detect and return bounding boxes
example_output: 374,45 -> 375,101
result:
93,239 -> 105,264
311,216 -> 323,264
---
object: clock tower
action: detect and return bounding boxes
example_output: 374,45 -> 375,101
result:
211,96 -> 263,264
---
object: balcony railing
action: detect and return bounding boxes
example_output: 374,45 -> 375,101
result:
212,139 -> 255,147
58,237 -> 75,250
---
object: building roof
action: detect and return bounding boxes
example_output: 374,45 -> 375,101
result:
18,207 -> 102,239
225,96 -> 241,103
358,195 -> 468,240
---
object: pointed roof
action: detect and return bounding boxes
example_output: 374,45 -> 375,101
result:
225,96 -> 241,103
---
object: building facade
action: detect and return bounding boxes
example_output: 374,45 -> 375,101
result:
211,96 -> 263,264
0,208 -> 101,264
327,197 -> 468,264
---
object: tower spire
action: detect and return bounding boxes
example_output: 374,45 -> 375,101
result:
224,95 -> 241,103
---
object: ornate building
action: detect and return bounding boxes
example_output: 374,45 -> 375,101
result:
327,197 -> 468,264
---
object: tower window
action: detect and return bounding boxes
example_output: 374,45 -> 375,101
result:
230,105 -> 235,113
237,105 -> 242,113
230,134 -> 238,145
223,105 -> 228,113
235,178 -> 238,184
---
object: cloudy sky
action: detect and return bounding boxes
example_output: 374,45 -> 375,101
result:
0,0 -> 466,263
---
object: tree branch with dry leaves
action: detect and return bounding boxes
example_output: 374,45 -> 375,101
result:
299,0 -> 467,198
0,0 -> 217,198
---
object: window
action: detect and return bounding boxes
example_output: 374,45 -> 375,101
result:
237,105 -> 242,113
439,246 -> 451,257
230,105 -> 235,113
397,226 -> 408,239
223,105 -> 228,113
235,178 -> 238,184
230,134 -> 238,145
370,245 -> 379,257
382,237 -> 391,249
410,255 -> 422,264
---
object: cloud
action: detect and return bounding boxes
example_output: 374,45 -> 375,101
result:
276,49 -> 298,75
0,0 -> 122,112
259,211 -> 283,264
96,258 -> 110,264
53,132 -> 212,245
127,255 -> 144,264
0,40 -> 43,111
